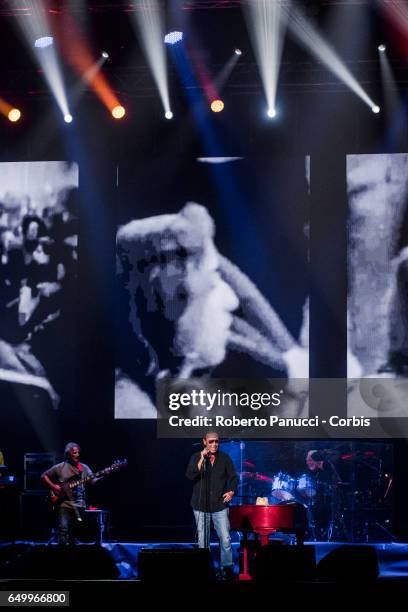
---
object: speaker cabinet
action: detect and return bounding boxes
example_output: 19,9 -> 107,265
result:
317,545 -> 379,581
253,544 -> 316,582
19,492 -> 54,541
138,548 -> 214,582
20,545 -> 119,579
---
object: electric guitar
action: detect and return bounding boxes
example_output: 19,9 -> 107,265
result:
48,459 -> 127,505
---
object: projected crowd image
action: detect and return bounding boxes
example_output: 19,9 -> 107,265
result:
0,161 -> 79,410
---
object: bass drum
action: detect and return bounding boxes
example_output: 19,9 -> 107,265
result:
297,474 -> 316,498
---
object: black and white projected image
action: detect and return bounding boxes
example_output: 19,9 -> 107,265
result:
0,161 -> 79,409
347,153 -> 408,417
114,157 -> 310,419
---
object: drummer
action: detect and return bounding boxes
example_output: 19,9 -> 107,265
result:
306,450 -> 341,482
306,450 -> 326,473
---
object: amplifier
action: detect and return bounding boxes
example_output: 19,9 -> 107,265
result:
19,491 -> 54,541
24,452 -> 56,491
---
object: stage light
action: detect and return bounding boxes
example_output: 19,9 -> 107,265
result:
378,44 -> 386,53
8,108 -> 21,122
101,51 -> 109,59
34,36 -> 53,49
131,3 -> 172,127
165,110 -> 173,119
164,31 -> 183,45
211,99 -> 224,113
234,48 -> 242,56
64,113 -> 73,123
244,1 -> 288,132
371,105 -> 381,114
267,108 -> 277,118
112,105 -> 126,119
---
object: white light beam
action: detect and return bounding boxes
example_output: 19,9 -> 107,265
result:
244,0 -> 289,117
11,0 -> 71,120
287,5 -> 379,111
131,0 -> 171,117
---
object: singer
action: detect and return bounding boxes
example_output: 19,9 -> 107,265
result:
186,432 -> 238,580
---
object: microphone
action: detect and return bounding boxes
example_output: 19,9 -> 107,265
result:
201,447 -> 209,471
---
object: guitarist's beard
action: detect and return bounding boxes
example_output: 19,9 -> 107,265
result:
67,458 -> 81,470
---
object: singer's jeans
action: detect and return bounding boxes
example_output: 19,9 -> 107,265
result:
193,508 -> 233,567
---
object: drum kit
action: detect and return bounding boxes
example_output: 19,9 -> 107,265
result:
237,449 -> 394,542
239,470 -> 317,504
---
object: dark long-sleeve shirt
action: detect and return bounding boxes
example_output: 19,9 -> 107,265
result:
186,451 -> 238,513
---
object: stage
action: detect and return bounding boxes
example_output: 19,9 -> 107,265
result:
1,540 -> 408,579
1,542 -> 408,607
2,2 -> 408,604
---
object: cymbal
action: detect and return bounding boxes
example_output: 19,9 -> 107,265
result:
239,471 -> 273,483
255,473 -> 273,483
339,451 -> 378,460
240,471 -> 255,479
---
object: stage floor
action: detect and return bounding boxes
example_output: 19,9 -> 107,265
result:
102,540 -> 408,579
1,540 -> 408,605
1,540 -> 408,580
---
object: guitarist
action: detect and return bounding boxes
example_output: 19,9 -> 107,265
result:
42,442 -> 99,545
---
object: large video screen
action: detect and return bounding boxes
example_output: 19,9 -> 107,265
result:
114,156 -> 310,419
0,161 -> 79,410
347,153 -> 408,418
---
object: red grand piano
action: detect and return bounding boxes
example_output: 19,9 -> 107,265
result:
229,504 -> 307,580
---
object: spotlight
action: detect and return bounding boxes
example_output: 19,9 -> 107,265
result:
164,31 -> 183,45
165,111 -> 173,120
34,36 -> 54,49
371,105 -> 381,114
64,113 -> 73,123
378,44 -> 386,53
101,51 -> 109,59
211,99 -> 224,113
267,108 -> 277,118
234,48 -> 242,56
112,105 -> 126,119
8,108 -> 21,123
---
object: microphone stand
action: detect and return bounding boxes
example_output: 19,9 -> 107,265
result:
239,442 -> 244,502
203,454 -> 210,551
197,452 -> 211,553
326,459 -> 348,541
